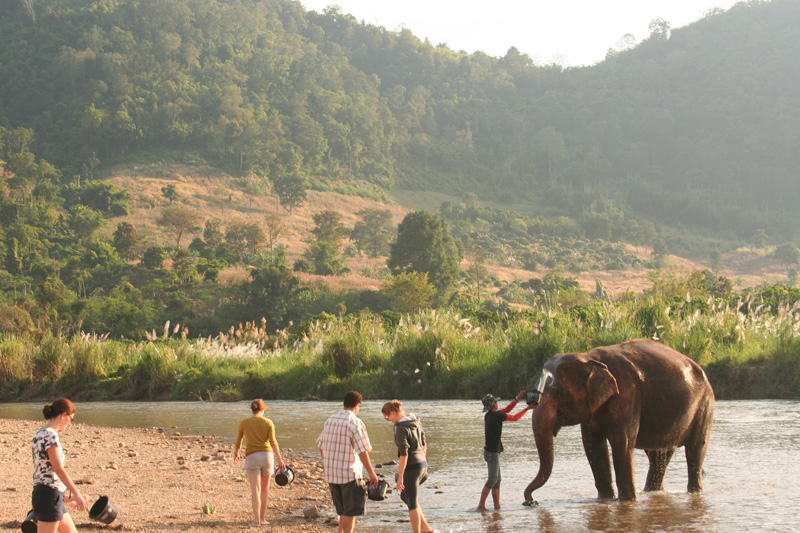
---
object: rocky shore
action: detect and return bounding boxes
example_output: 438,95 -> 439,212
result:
0,418 -> 335,531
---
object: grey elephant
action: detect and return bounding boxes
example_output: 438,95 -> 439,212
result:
524,339 -> 715,502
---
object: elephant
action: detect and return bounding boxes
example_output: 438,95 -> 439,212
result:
524,338 -> 715,502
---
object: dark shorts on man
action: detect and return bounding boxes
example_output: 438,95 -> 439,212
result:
32,485 -> 66,522
328,479 -> 367,517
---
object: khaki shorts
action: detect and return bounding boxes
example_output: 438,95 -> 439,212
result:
245,451 -> 274,476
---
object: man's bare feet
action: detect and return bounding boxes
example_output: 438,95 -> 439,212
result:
476,506 -> 488,512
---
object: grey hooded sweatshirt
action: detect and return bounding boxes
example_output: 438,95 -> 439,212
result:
394,414 -> 427,467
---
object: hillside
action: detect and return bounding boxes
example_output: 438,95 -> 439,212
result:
1,0 -> 799,243
103,162 -> 790,296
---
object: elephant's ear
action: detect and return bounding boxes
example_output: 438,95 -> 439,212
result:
586,361 -> 619,414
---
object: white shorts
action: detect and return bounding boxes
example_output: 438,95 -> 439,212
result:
245,451 -> 274,476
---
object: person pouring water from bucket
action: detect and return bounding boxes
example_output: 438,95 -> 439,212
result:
477,391 -> 534,512
234,399 -> 286,528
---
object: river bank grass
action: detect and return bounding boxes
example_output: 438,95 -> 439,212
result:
2,297 -> 799,402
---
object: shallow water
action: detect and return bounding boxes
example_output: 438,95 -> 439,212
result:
1,399 -> 798,532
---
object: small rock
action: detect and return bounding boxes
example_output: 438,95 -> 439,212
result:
128,451 -> 139,457
107,462 -> 119,470
302,506 -> 320,518
200,455 -> 211,461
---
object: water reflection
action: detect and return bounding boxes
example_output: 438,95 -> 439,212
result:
481,511 -> 504,532
1,400 -> 798,532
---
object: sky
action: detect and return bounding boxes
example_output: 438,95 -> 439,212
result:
299,0 -> 741,67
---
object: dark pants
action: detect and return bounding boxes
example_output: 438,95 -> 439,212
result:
400,466 -> 428,511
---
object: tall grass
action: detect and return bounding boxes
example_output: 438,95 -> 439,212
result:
2,295 -> 800,401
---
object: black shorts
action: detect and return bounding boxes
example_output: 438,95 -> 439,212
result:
32,485 -> 66,522
400,466 -> 428,511
329,479 -> 367,517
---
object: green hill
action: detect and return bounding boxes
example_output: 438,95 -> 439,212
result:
1,0 -> 799,242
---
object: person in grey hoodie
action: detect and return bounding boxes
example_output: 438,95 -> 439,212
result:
382,400 -> 435,533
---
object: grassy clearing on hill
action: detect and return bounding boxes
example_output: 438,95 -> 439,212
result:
102,163 -> 790,300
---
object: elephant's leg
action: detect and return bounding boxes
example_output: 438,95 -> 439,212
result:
580,424 -> 615,499
643,449 -> 674,492
685,403 -> 714,493
609,434 -> 637,501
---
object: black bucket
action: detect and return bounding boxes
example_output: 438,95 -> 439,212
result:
275,467 -> 294,487
20,510 -> 37,533
367,479 -> 389,501
526,390 -> 541,405
89,496 -> 118,525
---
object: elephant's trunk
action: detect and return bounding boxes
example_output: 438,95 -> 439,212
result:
524,400 -> 557,501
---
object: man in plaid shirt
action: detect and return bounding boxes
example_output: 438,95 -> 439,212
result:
317,390 -> 379,533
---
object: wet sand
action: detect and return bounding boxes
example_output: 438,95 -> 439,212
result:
0,418 -> 334,531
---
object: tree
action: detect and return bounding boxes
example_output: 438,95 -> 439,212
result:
203,218 -> 224,248
263,213 -> 285,253
383,272 -> 436,313
161,184 -> 179,204
312,210 -> 346,247
352,209 -> 393,258
774,243 -> 800,269
67,205 -> 105,245
157,205 -> 200,247
112,222 -> 141,260
225,221 -> 265,256
308,241 -> 343,276
709,250 -> 723,273
465,248 -> 489,297
142,247 -> 166,270
172,249 -> 197,284
273,173 -> 307,213
241,263 -> 300,327
388,211 -> 460,298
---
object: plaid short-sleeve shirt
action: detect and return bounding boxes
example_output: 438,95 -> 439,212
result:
316,409 -> 372,484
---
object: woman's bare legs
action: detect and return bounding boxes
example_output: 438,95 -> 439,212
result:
259,475 -> 271,524
37,512 -> 78,533
409,507 -> 432,533
247,474 -> 262,525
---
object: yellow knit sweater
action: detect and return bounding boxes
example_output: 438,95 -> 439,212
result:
235,416 -> 278,455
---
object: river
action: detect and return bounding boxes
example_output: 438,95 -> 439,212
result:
1,399 -> 798,532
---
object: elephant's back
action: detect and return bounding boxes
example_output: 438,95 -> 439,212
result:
595,339 -> 714,448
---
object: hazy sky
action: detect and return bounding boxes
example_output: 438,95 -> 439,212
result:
300,0 -> 741,66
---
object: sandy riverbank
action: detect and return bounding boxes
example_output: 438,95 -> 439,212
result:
0,418 -> 338,532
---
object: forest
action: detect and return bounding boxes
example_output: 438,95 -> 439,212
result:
1,0 -> 800,400
1,0 -> 799,240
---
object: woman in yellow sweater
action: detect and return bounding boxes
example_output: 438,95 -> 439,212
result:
234,399 -> 286,527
